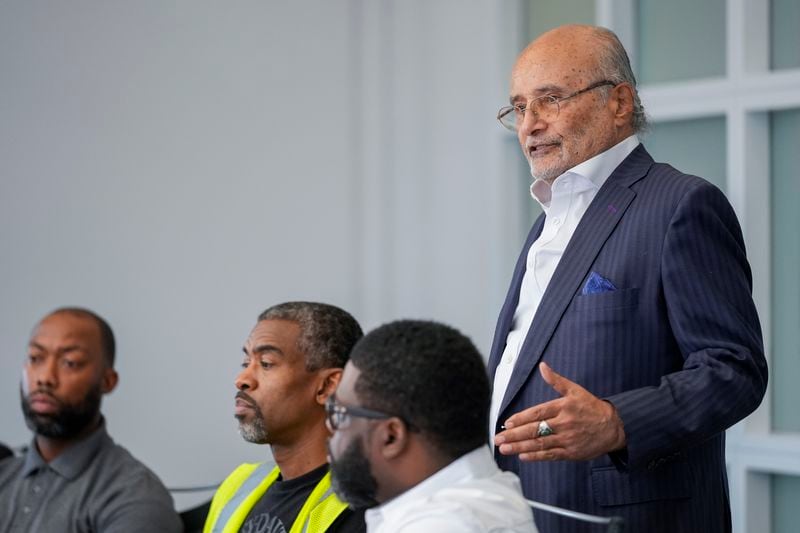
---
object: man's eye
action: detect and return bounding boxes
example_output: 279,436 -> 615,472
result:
61,359 -> 80,369
27,354 -> 41,364
514,105 -> 526,114
260,361 -> 274,369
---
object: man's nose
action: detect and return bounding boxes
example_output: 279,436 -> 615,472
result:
235,362 -> 256,391
33,358 -> 58,389
518,107 -> 546,137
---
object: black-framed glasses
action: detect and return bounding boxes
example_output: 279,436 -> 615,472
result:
496,80 -> 616,131
325,394 -> 392,431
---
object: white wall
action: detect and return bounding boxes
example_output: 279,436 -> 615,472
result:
0,1 -> 524,510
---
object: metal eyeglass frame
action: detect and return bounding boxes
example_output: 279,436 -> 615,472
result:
497,80 -> 616,131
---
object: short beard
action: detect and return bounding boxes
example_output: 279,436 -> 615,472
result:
527,118 -> 595,183
329,439 -> 379,510
238,414 -> 268,444
235,393 -> 268,444
20,384 -> 102,439
529,158 -> 564,184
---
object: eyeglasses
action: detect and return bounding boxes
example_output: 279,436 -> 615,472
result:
325,394 -> 392,431
496,80 -> 616,131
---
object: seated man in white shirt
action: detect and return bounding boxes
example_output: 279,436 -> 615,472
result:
327,320 -> 538,533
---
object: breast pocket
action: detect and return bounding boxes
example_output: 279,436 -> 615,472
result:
572,287 -> 640,311
558,288 -> 641,363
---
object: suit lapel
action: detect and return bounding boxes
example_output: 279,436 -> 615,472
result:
498,145 -> 654,416
488,215 -> 545,376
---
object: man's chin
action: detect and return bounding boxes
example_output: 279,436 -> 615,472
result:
237,422 -> 268,444
530,164 -> 564,183
25,412 -> 57,429
528,155 -> 568,182
330,477 -> 379,510
25,413 -> 80,439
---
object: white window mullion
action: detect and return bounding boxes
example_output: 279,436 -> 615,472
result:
595,0 -> 637,67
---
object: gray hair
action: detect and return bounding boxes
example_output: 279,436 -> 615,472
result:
257,301 -> 362,371
592,27 -> 648,133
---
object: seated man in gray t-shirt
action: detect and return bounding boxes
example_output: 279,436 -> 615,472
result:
0,307 -> 181,533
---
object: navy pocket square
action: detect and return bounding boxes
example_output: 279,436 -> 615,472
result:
582,271 -> 617,295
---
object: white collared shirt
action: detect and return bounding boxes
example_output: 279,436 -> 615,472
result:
490,135 -> 640,441
364,446 -> 537,533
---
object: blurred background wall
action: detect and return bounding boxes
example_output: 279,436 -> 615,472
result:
0,0 -> 521,512
1,1 -> 798,530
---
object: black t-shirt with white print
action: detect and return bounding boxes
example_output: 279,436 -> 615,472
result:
240,463 -> 365,533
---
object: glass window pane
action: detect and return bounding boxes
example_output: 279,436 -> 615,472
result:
527,0 -> 595,40
636,0 -> 726,84
770,109 -> 800,432
772,474 -> 800,533
771,0 -> 800,70
643,117 -> 727,192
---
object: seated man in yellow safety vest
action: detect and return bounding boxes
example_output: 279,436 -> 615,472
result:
204,302 -> 366,533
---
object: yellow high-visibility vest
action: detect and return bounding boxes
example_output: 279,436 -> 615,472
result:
203,463 -> 349,533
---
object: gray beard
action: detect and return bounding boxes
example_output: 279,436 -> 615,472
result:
238,416 -> 268,444
529,160 -> 560,184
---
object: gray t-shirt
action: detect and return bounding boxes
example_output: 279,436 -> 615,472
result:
0,422 -> 181,533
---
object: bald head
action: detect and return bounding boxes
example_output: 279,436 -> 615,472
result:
514,25 -> 604,82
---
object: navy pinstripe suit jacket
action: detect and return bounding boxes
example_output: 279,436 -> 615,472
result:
488,144 -> 767,533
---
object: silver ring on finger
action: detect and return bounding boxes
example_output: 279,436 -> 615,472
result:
537,420 -> 554,437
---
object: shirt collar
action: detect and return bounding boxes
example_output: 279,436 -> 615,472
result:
365,446 -> 497,528
21,419 -> 112,480
530,134 -> 640,207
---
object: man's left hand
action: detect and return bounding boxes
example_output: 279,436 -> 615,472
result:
494,362 -> 626,461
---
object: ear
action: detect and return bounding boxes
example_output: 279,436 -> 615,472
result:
315,368 -> 342,406
101,368 -> 119,394
376,418 -> 409,461
611,82 -> 635,128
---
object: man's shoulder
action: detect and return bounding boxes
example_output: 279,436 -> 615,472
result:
401,472 -> 535,532
217,461 -> 272,491
13,435 -> 181,532
206,462 -> 275,523
625,155 -> 727,217
633,146 -> 720,196
380,499 -> 535,533
647,161 -> 712,188
0,455 -> 24,489
0,454 -> 23,469
434,468 -> 532,508
80,435 -> 179,525
91,438 -> 169,489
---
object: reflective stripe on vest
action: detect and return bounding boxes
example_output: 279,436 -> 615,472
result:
206,464 -> 348,533
212,463 -> 278,533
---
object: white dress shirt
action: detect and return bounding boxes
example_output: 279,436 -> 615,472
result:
364,446 -> 537,533
490,135 -> 640,441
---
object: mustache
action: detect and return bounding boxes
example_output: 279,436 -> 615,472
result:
27,389 -> 63,405
525,137 -> 561,149
235,391 -> 257,407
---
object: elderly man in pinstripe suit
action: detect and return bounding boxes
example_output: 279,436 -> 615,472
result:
490,24 -> 767,532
